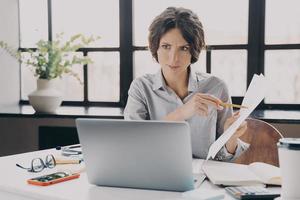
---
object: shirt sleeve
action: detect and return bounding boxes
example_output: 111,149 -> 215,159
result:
215,139 -> 250,162
124,79 -> 149,120
214,81 -> 249,162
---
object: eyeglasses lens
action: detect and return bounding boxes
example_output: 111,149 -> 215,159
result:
32,158 -> 44,172
45,155 -> 55,168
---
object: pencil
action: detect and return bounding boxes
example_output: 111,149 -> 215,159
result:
55,158 -> 82,164
219,102 -> 248,109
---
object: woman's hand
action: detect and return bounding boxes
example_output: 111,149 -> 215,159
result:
181,93 -> 224,119
224,112 -> 248,154
164,93 -> 223,121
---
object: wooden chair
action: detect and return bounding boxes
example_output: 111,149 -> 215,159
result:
234,118 -> 283,167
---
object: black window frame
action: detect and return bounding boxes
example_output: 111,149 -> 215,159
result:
19,0 -> 300,110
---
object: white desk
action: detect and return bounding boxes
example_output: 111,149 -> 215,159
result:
0,149 -> 280,200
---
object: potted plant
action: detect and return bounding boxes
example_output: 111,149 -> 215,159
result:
0,33 -> 99,113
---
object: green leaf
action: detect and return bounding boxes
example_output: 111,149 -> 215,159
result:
0,32 -> 100,82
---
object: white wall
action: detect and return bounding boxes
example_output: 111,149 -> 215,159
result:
0,0 -> 20,106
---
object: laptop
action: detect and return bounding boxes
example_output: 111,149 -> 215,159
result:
76,118 -> 203,192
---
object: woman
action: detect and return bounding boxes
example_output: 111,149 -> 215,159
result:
124,7 -> 248,161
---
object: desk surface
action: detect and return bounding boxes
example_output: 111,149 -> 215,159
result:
0,149 -> 281,200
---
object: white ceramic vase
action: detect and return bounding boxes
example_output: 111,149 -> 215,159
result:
28,79 -> 62,113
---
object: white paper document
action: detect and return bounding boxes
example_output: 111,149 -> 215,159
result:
206,74 -> 268,160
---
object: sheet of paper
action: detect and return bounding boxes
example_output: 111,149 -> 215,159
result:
192,159 -> 205,173
206,74 -> 268,160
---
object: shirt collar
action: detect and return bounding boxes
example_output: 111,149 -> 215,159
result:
187,67 -> 199,92
152,67 -> 199,92
152,70 -> 167,91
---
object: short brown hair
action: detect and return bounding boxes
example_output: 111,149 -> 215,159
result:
148,7 -> 205,64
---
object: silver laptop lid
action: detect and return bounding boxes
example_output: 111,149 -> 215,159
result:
76,118 -> 194,192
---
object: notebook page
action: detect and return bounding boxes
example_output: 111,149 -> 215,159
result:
248,162 -> 281,185
202,160 -> 262,186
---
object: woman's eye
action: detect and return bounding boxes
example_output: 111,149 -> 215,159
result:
181,46 -> 190,51
161,44 -> 170,49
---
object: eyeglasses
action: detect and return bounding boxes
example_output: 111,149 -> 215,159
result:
16,154 -> 56,173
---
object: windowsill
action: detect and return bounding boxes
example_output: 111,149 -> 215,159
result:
0,104 -> 299,123
250,109 -> 300,124
0,104 -> 123,119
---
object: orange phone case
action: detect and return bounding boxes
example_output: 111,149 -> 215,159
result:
27,173 -> 80,186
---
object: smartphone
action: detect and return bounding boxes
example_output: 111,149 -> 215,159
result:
27,172 -> 80,186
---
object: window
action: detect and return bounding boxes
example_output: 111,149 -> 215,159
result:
19,0 -> 48,47
264,0 -> 300,107
265,0 -> 300,44
265,50 -> 300,104
19,0 -> 120,106
211,50 -> 247,96
19,0 -> 300,109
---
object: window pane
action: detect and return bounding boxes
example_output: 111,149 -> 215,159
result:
21,52 -> 84,101
88,52 -> 120,102
60,53 -> 84,101
211,50 -> 247,96
52,0 -> 119,47
133,51 -> 160,79
265,0 -> 300,44
265,50 -> 300,104
134,0 -> 248,46
21,55 -> 36,100
19,0 -> 48,47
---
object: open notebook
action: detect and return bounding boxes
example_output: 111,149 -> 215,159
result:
202,160 -> 281,186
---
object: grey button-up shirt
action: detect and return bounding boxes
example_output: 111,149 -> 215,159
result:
124,69 -> 248,161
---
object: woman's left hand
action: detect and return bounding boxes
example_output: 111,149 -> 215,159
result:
224,112 -> 248,154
